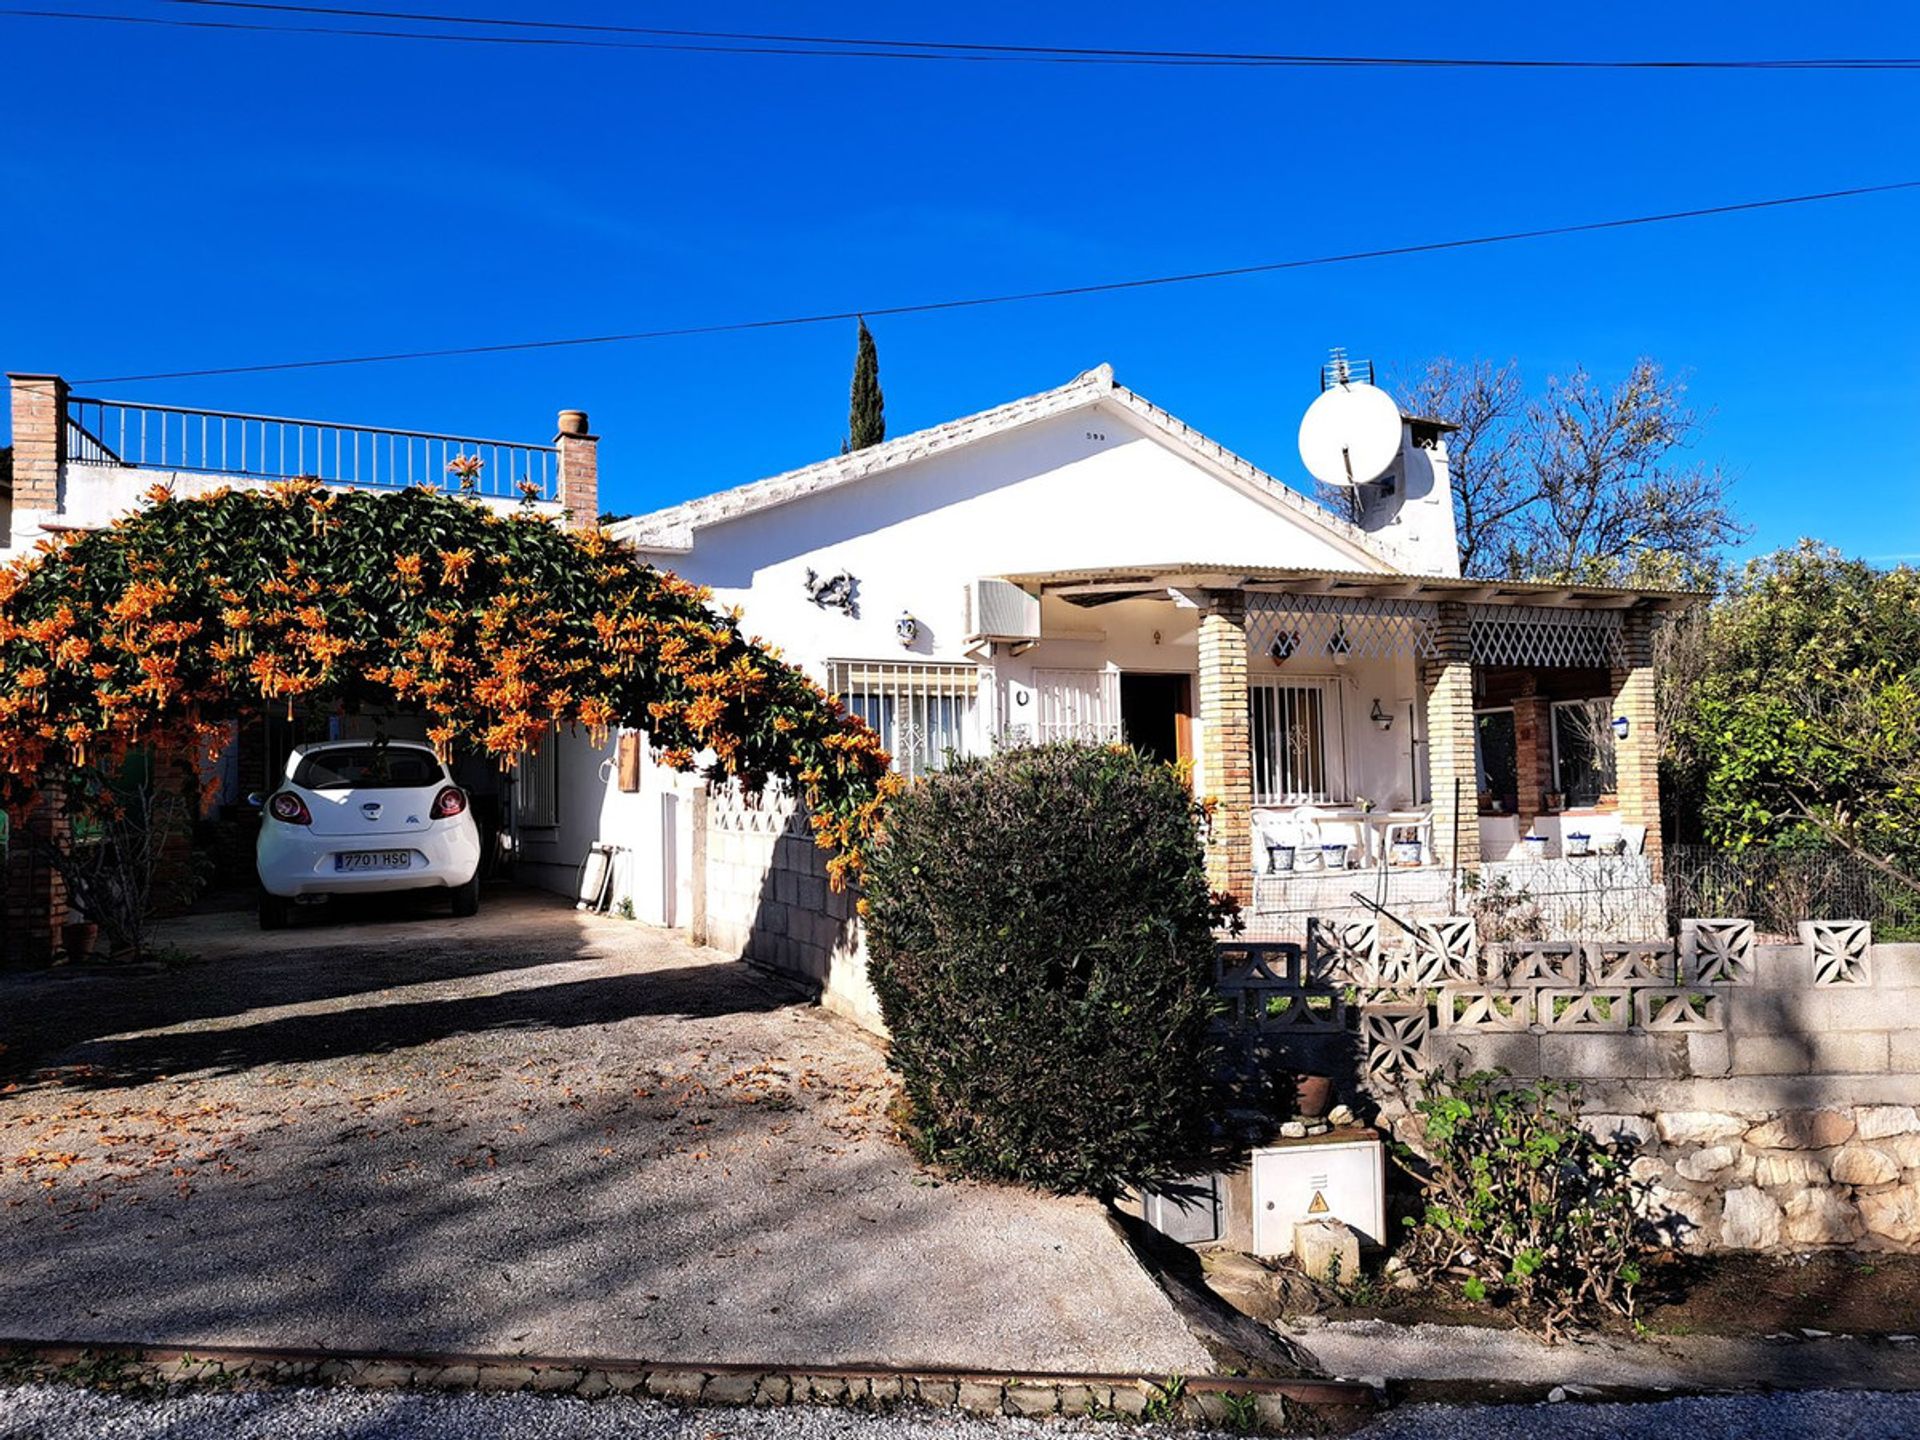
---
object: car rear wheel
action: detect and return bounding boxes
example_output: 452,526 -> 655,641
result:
450,873 -> 480,918
259,893 -> 292,931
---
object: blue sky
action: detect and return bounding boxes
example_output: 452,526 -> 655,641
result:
3,2 -> 1918,561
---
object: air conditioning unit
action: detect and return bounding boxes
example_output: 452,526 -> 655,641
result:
963,577 -> 1041,643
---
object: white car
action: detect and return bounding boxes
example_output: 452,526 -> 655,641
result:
255,740 -> 482,929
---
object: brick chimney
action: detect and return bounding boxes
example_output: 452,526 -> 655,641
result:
555,408 -> 598,531
7,372 -> 66,526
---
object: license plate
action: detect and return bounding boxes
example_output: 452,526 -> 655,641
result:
335,850 -> 412,872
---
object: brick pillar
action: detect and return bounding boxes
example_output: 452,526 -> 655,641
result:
7,373 -> 66,522
555,409 -> 598,532
4,783 -> 69,965
1423,604 -> 1481,873
1611,610 -> 1663,877
1512,681 -> 1550,830
1197,593 -> 1252,909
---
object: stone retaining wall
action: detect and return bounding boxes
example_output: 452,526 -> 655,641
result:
1219,919 -> 1920,1254
693,784 -> 880,1030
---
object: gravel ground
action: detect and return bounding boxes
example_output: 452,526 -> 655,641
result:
3,1384 -> 1920,1440
0,894 -> 1207,1375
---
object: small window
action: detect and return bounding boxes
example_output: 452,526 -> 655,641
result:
515,736 -> 559,828
1474,708 -> 1518,815
1250,682 -> 1339,804
829,660 -> 979,780
293,744 -> 446,792
1551,699 -> 1617,808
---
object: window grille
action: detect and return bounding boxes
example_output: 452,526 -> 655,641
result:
828,660 -> 980,780
1551,699 -> 1618,807
515,732 -> 559,828
1250,682 -> 1340,804
1031,668 -> 1121,743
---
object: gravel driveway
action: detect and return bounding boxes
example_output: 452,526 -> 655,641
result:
3,1384 -> 1920,1439
0,893 -> 1207,1375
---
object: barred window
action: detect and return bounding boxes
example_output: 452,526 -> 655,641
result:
1250,682 -> 1340,804
515,733 -> 558,828
1032,668 -> 1121,743
828,660 -> 979,780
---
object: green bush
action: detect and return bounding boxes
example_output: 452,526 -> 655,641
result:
1397,1069 -> 1652,1342
863,743 -> 1226,1197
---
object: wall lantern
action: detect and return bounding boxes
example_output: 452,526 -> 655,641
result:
896,610 -> 920,649
1611,715 -> 1631,741
1370,699 -> 1393,733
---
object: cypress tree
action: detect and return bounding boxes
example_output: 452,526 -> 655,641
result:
843,318 -> 886,453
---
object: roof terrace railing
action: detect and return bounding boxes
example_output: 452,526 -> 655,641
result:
63,395 -> 557,501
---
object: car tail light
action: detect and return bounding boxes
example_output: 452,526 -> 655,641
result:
431,786 -> 469,820
267,791 -> 312,825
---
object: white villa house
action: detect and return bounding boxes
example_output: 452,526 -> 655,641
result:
0,363 -> 1687,970
528,363 -> 1687,948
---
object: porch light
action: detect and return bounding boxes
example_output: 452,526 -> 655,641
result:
1370,699 -> 1393,733
1611,715 -> 1630,741
896,610 -> 919,648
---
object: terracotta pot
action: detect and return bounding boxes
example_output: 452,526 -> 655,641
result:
61,921 -> 99,964
1293,1072 -> 1335,1120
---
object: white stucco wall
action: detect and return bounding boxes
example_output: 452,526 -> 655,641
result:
4,464 -> 561,558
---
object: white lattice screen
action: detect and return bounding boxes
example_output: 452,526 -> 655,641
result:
1244,593 -> 1439,664
1468,605 -> 1624,668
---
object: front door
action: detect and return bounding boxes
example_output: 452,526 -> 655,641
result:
1120,673 -> 1193,767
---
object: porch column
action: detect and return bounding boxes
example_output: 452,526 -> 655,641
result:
1611,610 -> 1663,877
1512,678 -> 1549,830
1423,604 -> 1481,872
1197,592 -> 1253,910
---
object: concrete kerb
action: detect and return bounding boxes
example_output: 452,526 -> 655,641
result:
0,1338 -> 1378,1431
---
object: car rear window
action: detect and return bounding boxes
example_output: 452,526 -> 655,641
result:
291,746 -> 446,791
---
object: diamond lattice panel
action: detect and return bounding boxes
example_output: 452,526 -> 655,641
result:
1468,605 -> 1624,669
1245,593 -> 1439,664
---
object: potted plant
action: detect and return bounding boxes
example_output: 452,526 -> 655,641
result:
1544,790 -> 1566,813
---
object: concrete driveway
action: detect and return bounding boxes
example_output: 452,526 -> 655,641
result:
0,892 -> 1208,1375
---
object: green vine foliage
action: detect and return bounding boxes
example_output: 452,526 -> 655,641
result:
1397,1069 -> 1652,1343
0,481 -> 895,881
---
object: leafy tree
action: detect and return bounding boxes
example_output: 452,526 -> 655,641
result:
1397,357 -> 1746,585
1664,543 -> 1920,878
842,317 -> 886,453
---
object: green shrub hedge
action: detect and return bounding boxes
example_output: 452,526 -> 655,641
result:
863,742 -> 1225,1197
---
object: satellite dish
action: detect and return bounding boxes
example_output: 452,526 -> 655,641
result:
1297,381 -> 1403,487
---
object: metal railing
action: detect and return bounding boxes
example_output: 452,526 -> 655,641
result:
62,396 -> 557,500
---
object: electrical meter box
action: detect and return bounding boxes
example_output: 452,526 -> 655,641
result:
1249,1133 -> 1385,1257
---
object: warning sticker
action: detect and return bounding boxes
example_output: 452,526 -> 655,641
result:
1307,1190 -> 1330,1215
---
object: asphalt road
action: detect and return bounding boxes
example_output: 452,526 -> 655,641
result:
4,1386 -> 1920,1439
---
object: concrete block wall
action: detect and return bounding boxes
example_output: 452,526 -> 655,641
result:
1225,925 -> 1920,1255
697,784 -> 882,1031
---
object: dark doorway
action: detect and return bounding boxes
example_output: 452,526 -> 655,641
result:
1120,673 -> 1193,766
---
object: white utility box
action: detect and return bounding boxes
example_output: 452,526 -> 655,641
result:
1249,1132 -> 1386,1257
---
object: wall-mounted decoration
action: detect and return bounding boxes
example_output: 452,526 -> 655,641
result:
895,610 -> 919,648
803,567 -> 858,617
1268,631 -> 1299,665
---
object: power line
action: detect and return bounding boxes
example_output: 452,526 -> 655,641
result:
73,178 -> 1920,386
7,0 -> 1920,68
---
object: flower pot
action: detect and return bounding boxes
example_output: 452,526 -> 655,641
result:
1565,831 -> 1593,858
1391,838 -> 1423,867
1320,843 -> 1350,871
1293,1073 -> 1335,1120
1265,843 -> 1296,874
1522,834 -> 1550,861
61,921 -> 98,964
